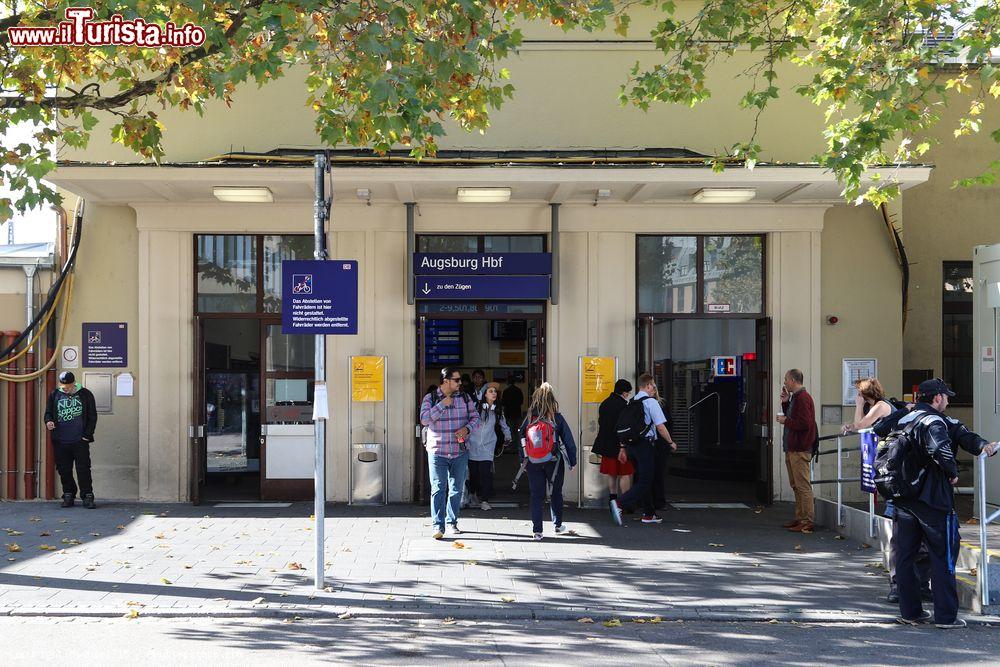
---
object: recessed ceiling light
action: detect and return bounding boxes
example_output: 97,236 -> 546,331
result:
457,187 -> 511,203
213,186 -> 273,203
692,187 -> 756,203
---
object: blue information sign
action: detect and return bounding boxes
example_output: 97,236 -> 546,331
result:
425,319 -> 462,365
414,275 -> 550,300
413,253 -> 552,276
281,260 -> 359,335
860,430 -> 878,494
82,322 -> 127,367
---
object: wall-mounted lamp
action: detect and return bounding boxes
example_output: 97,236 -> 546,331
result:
457,187 -> 511,203
213,186 -> 273,203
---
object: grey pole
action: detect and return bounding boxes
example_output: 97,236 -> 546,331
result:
406,203 -> 416,305
313,154 -> 330,590
550,203 -> 559,305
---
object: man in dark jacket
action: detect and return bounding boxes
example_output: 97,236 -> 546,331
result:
777,368 -> 818,533
44,371 -> 98,509
594,379 -> 633,507
893,378 -> 997,628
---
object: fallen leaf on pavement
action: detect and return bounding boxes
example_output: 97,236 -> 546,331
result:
603,618 -> 622,628
235,560 -> 253,565
323,587 -> 334,593
465,560 -> 478,566
966,517 -> 979,525
59,519 -> 67,524
7,557 -> 15,562
442,617 -> 457,625
250,597 -> 266,605
90,533 -> 101,537
39,545 -> 57,551
578,617 -> 594,624
500,596 -> 515,603
288,562 -> 304,570
794,545 -> 803,551
709,543 -> 725,548
634,618 -> 647,624
183,565 -> 193,569
566,530 -> 579,536
39,532 -> 50,536
754,506 -> 764,514
61,538 -> 81,545
116,525 -> 125,530
125,601 -> 146,607
649,617 -> 663,624
154,533 -> 165,539
768,619 -> 780,624
7,544 -> 21,552
160,578 -> 172,585
124,609 -> 139,619
385,595 -> 395,601
452,541 -> 469,549
834,535 -> 845,540
860,543 -> 872,549
5,529 -> 23,536
338,612 -> 353,620
29,517 -> 41,522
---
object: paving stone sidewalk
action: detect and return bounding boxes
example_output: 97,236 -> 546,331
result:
0,500 -> 994,623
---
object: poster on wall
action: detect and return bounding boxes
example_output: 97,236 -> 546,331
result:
82,322 -> 127,367
859,429 -> 878,494
351,356 -> 386,402
581,357 -> 616,404
842,358 -> 878,406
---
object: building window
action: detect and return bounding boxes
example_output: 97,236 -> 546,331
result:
942,261 -> 973,404
195,234 -> 311,315
637,235 -> 764,317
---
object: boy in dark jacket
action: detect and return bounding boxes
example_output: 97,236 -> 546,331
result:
44,371 -> 99,508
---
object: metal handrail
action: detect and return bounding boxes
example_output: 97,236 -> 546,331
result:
808,432 -> 877,538
975,452 -> 1000,607
687,392 -> 720,449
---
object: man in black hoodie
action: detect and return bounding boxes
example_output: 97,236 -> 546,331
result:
44,371 -> 99,508
893,378 -> 997,628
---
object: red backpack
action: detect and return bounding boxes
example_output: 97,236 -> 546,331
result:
524,416 -> 557,463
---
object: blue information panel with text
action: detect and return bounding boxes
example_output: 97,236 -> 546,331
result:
413,252 -> 552,276
281,260 -> 358,335
414,275 -> 550,300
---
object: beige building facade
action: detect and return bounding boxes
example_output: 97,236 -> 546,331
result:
15,9 -> 997,505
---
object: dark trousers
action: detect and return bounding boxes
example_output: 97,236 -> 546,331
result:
619,440 -> 656,515
652,440 -> 670,508
889,514 -> 931,593
894,504 -> 959,624
54,440 -> 93,498
467,460 -> 495,502
526,459 -> 565,533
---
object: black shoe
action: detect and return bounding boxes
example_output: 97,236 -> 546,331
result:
886,589 -> 899,604
61,494 -> 74,508
896,610 -> 932,626
82,493 -> 96,509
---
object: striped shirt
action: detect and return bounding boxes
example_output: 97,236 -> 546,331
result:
420,390 -> 481,458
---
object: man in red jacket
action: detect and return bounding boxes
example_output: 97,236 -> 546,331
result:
777,368 -> 818,533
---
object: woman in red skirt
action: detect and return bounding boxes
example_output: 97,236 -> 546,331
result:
593,379 -> 635,508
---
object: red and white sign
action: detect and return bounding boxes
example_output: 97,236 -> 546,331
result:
711,356 -> 738,377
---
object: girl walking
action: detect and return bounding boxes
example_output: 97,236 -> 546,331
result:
519,383 -> 577,540
467,382 -> 511,511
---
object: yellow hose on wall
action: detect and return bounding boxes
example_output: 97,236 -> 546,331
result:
0,273 -> 75,382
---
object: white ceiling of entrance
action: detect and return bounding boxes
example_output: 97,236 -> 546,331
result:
49,165 -> 931,206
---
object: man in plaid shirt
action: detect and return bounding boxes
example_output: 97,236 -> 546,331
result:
420,366 -> 480,539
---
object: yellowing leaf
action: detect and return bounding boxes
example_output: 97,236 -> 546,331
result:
124,609 -> 139,619
452,541 -> 469,549
649,616 -> 663,624
61,538 -> 81,545
442,617 -> 457,625
251,597 -> 266,605
338,612 -> 353,620
603,618 -> 622,628
709,543 -> 725,547
7,544 -> 22,552
288,562 -> 304,570
39,545 -> 57,551
500,596 -> 515,603
578,617 -> 595,624
160,578 -> 172,585
5,530 -> 23,536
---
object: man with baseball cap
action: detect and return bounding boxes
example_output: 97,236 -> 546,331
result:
44,371 -> 99,508
892,378 -> 997,628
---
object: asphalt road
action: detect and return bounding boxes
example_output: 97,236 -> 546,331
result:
4,616 -> 997,665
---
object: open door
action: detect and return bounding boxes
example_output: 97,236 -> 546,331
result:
189,318 -> 206,505
754,317 -> 773,504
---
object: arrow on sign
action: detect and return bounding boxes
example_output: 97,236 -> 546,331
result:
422,282 -> 431,295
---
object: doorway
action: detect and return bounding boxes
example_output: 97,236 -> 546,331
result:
637,317 -> 772,504
414,304 -> 546,504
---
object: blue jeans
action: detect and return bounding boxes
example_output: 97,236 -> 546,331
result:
526,459 -> 565,533
429,451 -> 469,530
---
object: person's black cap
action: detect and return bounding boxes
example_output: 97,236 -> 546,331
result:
58,371 -> 75,384
917,378 -> 955,398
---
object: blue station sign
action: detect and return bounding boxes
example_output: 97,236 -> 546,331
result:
281,260 -> 359,335
413,252 -> 552,276
414,275 -> 550,300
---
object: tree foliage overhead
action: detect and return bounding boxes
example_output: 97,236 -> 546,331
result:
618,0 -> 1000,204
3,1 -> 1000,222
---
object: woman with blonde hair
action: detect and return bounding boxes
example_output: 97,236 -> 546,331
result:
519,382 -> 577,540
843,377 -> 896,434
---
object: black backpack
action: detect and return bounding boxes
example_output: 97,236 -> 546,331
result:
873,412 -> 938,501
615,395 -> 652,446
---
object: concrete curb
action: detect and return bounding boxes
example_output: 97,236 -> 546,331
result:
2,604 -> 998,626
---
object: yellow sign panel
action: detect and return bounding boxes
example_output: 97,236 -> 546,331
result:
581,357 -> 615,403
351,356 -> 385,402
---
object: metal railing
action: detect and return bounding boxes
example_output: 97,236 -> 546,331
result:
809,431 -> 877,538
976,452 -> 1000,607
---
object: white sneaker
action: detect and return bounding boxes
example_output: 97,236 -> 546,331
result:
532,533 -> 543,541
480,501 -> 492,511
554,524 -> 568,535
447,523 -> 462,535
609,499 -> 623,526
